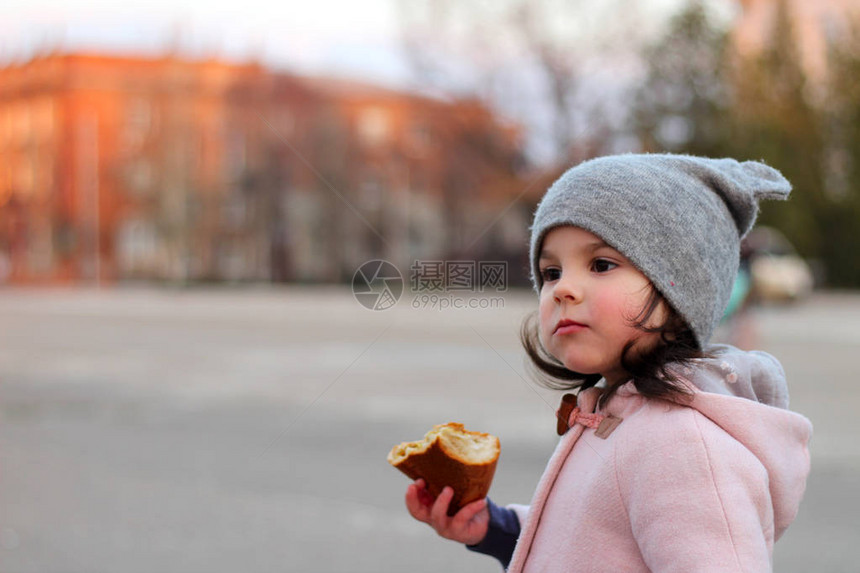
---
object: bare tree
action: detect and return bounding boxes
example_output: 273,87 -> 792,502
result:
396,0 -> 645,164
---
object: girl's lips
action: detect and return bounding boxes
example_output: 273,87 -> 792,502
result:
554,320 -> 588,335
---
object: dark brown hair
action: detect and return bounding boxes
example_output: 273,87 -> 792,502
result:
520,285 -> 711,409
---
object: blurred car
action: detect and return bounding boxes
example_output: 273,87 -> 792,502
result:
745,227 -> 814,303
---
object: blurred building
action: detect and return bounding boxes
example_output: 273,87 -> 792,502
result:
271,76 -> 528,283
0,53 -> 268,284
0,52 -> 527,285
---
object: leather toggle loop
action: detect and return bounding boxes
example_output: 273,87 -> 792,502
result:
556,392 -> 608,435
556,393 -> 578,435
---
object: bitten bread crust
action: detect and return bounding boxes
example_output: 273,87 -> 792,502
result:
388,423 -> 500,516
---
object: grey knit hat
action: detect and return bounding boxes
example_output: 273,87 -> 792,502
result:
529,153 -> 791,347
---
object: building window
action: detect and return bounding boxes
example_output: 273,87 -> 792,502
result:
124,159 -> 153,196
123,98 -> 152,151
117,219 -> 159,275
33,98 -> 55,143
227,130 -> 247,180
409,121 -> 432,154
8,102 -> 31,144
358,107 -> 390,146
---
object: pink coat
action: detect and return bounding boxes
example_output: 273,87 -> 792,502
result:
506,346 -> 813,573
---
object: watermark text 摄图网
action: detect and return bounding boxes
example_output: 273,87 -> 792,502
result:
410,260 -> 507,293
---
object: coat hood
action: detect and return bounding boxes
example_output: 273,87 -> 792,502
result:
669,344 -> 813,540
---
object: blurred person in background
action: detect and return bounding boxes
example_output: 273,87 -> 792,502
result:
719,237 -> 759,350
718,226 -> 815,350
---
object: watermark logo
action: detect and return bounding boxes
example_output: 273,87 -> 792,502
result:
352,260 -> 404,311
353,259 -> 507,310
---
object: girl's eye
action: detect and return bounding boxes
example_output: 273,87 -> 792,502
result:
592,259 -> 618,273
540,267 -> 561,282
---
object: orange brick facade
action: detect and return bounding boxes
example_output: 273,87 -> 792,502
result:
0,52 -> 527,285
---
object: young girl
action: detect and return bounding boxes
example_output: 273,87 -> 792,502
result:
402,154 -> 812,572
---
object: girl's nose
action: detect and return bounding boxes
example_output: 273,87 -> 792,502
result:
553,274 -> 582,303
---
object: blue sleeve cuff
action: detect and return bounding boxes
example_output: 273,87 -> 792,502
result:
465,498 -> 520,569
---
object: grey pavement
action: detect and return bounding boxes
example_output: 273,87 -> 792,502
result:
0,287 -> 857,572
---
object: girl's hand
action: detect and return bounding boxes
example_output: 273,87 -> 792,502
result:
404,478 -> 490,546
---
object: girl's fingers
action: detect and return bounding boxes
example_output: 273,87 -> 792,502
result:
453,497 -> 487,526
430,486 -> 454,525
408,479 -> 433,507
415,482 -> 435,507
404,483 -> 418,511
405,484 -> 430,521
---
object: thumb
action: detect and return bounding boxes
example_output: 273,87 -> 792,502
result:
454,497 -> 488,526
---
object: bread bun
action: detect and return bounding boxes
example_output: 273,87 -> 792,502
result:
388,422 -> 500,516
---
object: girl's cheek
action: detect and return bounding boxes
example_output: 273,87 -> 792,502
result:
590,292 -> 614,319
537,317 -> 550,349
538,300 -> 554,348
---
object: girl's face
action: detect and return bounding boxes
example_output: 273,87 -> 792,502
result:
538,226 -> 666,386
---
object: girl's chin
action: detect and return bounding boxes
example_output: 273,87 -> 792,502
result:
549,344 -> 607,376
559,358 -> 602,376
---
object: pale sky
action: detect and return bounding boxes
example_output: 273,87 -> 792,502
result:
0,0 -> 409,83
1,0 -> 731,162
0,0 -> 713,85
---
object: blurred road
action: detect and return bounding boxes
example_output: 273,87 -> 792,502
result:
0,287 -> 857,573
